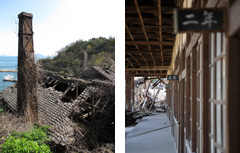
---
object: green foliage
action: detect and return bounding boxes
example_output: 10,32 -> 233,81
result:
38,37 -> 115,77
1,124 -> 51,153
0,109 -> 3,114
90,52 -> 114,68
58,71 -> 65,75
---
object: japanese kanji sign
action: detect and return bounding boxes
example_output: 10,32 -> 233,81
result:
167,75 -> 179,80
165,84 -> 172,88
174,8 -> 225,33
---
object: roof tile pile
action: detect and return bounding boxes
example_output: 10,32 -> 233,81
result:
0,66 -> 114,148
0,84 -> 97,145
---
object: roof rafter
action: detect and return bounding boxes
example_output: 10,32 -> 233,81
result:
134,0 -> 155,72
126,23 -> 144,73
158,0 -> 164,72
125,41 -> 174,46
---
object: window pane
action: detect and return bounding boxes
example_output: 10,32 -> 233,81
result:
216,61 -> 221,100
223,105 -> 226,148
222,57 -> 226,100
216,33 -> 221,56
211,67 -> 214,99
216,104 -> 222,145
211,33 -> 215,63
211,103 -> 214,134
211,139 -> 215,153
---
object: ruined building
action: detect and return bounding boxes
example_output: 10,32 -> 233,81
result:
125,0 -> 240,153
0,12 -> 115,152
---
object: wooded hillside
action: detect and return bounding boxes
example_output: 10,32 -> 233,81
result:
38,37 -> 115,77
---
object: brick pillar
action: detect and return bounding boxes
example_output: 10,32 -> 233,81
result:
17,12 -> 38,122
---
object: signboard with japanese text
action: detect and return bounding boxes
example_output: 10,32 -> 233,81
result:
174,8 -> 226,33
165,84 -> 172,88
167,75 -> 179,80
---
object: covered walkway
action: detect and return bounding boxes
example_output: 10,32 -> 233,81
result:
125,113 -> 176,153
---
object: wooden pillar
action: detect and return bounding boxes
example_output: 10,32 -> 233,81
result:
125,71 -> 133,111
131,76 -> 135,111
185,57 -> 190,139
179,78 -> 185,153
179,49 -> 186,153
190,49 -> 196,152
227,36 -> 240,153
201,33 -> 209,153
17,12 -> 38,122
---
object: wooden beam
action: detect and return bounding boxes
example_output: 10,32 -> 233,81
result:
125,6 -> 174,14
126,59 -> 135,69
134,0 -> 154,72
126,66 -> 170,71
126,24 -> 143,72
126,49 -> 172,53
140,53 -> 149,68
144,25 -> 173,28
125,23 -> 139,50
126,33 -> 175,40
158,0 -> 164,72
134,73 -> 167,77
129,53 -> 142,68
134,0 -> 148,42
126,56 -> 172,59
125,27 -> 173,34
126,17 -> 173,25
126,41 -> 174,46
125,23 -> 134,41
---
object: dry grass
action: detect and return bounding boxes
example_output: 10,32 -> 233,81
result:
0,111 -> 32,146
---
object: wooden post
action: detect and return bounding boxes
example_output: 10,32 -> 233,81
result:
227,36 -> 240,153
131,76 -> 135,111
76,86 -> 79,98
125,71 -> 133,111
201,33 -> 209,153
190,48 -> 196,152
185,57 -> 190,140
17,12 -> 38,123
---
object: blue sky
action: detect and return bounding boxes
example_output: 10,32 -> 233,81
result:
0,0 -> 118,56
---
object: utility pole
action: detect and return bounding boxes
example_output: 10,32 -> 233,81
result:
17,12 -> 38,122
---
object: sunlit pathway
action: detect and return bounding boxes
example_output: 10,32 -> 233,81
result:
125,113 -> 176,153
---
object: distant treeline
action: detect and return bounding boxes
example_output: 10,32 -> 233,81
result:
38,37 -> 115,77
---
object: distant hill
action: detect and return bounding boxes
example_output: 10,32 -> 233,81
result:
38,37 -> 115,77
35,53 -> 47,59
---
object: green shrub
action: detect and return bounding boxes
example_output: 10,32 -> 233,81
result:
0,109 -> 3,114
59,71 -> 65,75
1,124 -> 51,153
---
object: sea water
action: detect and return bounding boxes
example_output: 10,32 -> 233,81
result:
0,56 -> 18,91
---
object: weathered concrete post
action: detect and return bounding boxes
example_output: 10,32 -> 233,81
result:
17,12 -> 38,122
81,51 -> 88,71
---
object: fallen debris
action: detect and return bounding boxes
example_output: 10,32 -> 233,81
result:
125,110 -> 142,126
0,66 -> 115,152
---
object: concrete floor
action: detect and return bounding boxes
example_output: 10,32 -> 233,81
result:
125,113 -> 176,153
